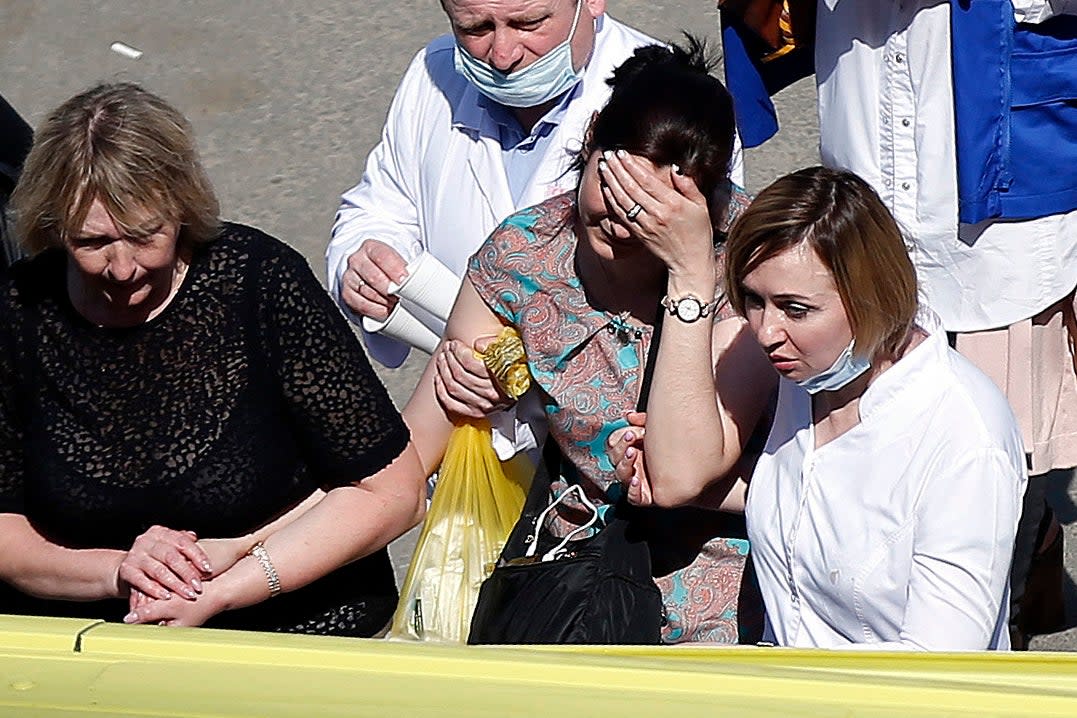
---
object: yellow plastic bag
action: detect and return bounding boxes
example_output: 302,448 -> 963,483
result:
389,419 -> 533,642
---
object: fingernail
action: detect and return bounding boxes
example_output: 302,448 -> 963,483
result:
602,150 -> 612,160
623,432 -> 635,442
626,447 -> 636,459
672,163 -> 683,175
202,561 -> 212,573
630,476 -> 640,487
397,273 -> 408,284
616,149 -> 627,158
191,578 -> 202,593
123,612 -> 138,624
184,588 -> 197,599
598,159 -> 607,170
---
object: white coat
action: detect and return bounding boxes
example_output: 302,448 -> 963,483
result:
326,15 -> 659,367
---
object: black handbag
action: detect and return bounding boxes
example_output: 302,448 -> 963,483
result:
468,313 -> 665,645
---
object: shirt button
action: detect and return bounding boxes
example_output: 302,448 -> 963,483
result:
901,181 -> 911,190
882,115 -> 890,125
895,53 -> 905,64
884,178 -> 893,188
901,118 -> 911,127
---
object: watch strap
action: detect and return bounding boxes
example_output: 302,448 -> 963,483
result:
661,294 -> 720,319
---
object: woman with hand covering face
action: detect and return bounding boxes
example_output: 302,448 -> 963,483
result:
406,39 -> 773,644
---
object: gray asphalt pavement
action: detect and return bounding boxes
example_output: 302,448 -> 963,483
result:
2,0 -> 1074,649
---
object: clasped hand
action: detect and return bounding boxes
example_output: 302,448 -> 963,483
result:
117,525 -> 247,625
433,336 -> 514,419
607,411 -> 655,507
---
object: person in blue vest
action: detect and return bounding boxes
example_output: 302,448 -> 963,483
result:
720,0 -> 1076,648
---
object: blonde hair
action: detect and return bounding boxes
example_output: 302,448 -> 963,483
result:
11,82 -> 219,254
725,167 -> 918,361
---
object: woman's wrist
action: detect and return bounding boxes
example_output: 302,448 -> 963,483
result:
666,247 -> 716,276
223,535 -> 258,569
102,549 -> 129,599
665,269 -> 718,301
208,556 -> 268,613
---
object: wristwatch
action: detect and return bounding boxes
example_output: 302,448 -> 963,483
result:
661,294 -> 718,323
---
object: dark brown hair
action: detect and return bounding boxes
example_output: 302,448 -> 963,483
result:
575,36 -> 735,208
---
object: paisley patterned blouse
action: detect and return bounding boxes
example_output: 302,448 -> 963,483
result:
468,189 -> 762,644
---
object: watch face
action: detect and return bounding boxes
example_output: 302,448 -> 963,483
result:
676,297 -> 703,322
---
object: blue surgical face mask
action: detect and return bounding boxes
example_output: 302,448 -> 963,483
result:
453,0 -> 585,108
796,339 -> 872,394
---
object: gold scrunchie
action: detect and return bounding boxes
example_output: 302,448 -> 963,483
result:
477,327 -> 531,399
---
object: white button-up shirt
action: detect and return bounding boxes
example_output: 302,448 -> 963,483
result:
816,0 -> 1077,332
746,311 -> 1028,649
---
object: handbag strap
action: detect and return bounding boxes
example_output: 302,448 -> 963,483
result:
525,484 -> 601,560
636,305 -> 663,412
498,303 -> 668,566
523,303 -> 664,514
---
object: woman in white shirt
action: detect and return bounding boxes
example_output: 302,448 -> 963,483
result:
610,166 -> 1027,649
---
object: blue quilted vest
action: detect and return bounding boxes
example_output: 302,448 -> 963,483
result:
952,1 -> 1077,223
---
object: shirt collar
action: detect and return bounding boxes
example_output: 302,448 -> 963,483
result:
858,304 -> 947,421
485,81 -> 579,131
455,68 -> 582,137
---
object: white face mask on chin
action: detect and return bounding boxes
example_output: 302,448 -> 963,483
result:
452,0 -> 586,108
796,339 -> 872,394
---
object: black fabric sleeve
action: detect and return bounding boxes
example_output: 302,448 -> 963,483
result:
254,236 -> 410,488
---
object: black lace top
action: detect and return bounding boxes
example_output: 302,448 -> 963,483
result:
0,223 -> 410,636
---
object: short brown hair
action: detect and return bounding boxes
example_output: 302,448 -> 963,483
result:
725,167 -> 918,360
11,82 -> 219,254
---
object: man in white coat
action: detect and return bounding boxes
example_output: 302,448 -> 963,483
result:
327,0 -> 659,371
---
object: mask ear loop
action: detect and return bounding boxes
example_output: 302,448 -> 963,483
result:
523,484 -> 600,561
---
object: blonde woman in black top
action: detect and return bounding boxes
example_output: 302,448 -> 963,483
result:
0,83 -> 426,635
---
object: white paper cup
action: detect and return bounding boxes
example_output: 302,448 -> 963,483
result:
387,252 -> 462,324
362,303 -> 441,355
402,298 -> 447,338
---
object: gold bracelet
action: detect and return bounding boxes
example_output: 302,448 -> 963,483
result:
247,542 -> 282,597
